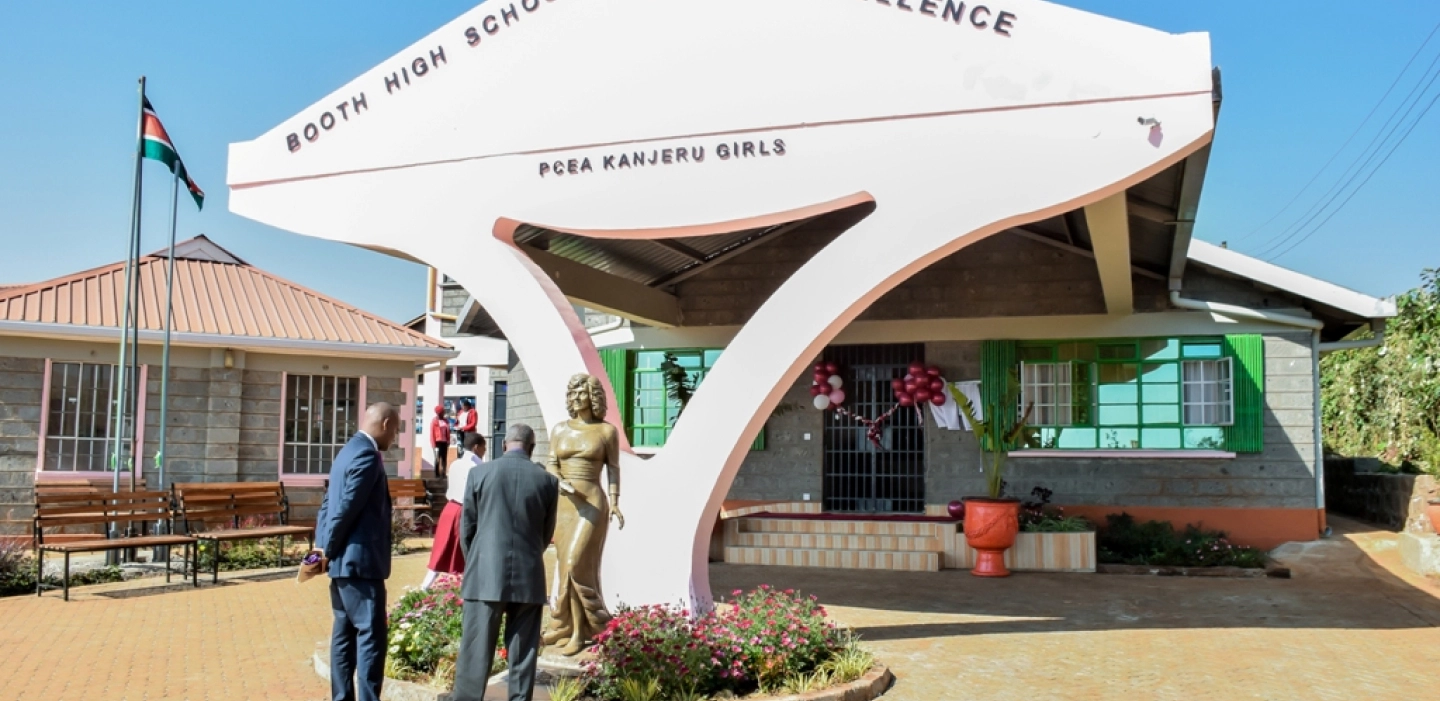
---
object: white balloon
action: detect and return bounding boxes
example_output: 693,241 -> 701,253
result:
827,375 -> 844,389
813,394 -> 832,411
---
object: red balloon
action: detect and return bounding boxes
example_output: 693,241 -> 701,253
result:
824,361 -> 840,374
908,362 -> 926,377
914,389 -> 933,403
814,362 -> 826,373
814,371 -> 830,384
890,378 -> 906,392
904,381 -> 918,394
929,378 -> 944,392
898,394 -> 915,407
809,384 -> 825,397
931,392 -> 947,406
926,365 -> 942,377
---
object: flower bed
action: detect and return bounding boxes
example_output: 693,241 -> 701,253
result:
1097,513 -> 1268,569
575,585 -> 877,701
385,574 -> 506,687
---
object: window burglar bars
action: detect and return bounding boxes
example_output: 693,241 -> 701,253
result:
283,375 -> 360,475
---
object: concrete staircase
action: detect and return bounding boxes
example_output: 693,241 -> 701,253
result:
723,515 -> 950,572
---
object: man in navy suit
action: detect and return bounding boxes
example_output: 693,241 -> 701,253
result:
314,402 -> 400,701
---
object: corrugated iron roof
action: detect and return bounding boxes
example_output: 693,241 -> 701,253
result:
0,235 -> 450,354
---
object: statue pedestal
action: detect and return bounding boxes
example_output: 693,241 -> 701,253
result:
537,647 -> 595,679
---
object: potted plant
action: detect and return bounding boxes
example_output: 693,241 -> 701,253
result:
952,373 -> 1033,577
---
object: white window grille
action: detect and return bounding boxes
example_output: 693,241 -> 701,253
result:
1182,358 -> 1234,426
44,362 -> 130,471
283,375 -> 360,475
1021,362 -> 1075,427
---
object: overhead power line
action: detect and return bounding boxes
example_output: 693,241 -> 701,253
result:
1257,60 -> 1440,260
1232,20 -> 1440,247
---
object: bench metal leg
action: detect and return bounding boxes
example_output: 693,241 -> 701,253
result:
63,552 -> 70,602
36,550 -> 43,597
191,542 -> 198,588
165,544 -> 172,584
212,540 -> 220,584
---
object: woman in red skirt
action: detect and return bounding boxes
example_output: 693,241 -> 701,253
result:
422,432 -> 486,589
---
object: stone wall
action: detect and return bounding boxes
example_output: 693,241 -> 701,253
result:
1325,458 -> 1439,530
724,373 -> 824,502
503,356 -> 551,461
0,358 -> 44,533
677,229 -> 1170,327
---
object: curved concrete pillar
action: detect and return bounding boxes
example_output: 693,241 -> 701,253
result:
228,0 -> 1218,608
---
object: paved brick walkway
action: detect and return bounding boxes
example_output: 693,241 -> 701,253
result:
2,517 -> 1438,700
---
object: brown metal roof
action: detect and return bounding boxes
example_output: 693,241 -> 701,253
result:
0,235 -> 449,353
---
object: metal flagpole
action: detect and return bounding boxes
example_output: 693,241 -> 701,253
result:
109,76 -> 145,548
158,154 -> 180,493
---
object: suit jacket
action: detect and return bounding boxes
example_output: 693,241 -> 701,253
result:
315,433 -> 393,580
460,451 -> 559,604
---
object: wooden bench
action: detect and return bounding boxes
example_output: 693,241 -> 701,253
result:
322,477 -> 435,519
172,482 -> 313,585
33,490 -> 195,601
34,476 -> 149,495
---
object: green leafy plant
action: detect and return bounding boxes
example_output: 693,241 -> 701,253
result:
660,352 -> 698,421
548,677 -> 589,701
1097,513 -> 1268,568
616,677 -> 661,701
951,371 -> 1035,499
1,538 -> 127,597
1019,487 -> 1093,533
385,574 -> 507,686
819,637 -> 874,684
1322,268 -> 1440,475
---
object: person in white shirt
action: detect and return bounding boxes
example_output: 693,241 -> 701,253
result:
421,432 -> 486,590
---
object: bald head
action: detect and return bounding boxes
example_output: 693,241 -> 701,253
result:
361,402 -> 401,451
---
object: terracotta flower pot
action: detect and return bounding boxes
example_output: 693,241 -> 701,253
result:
963,498 -> 1020,577
1427,502 -> 1440,535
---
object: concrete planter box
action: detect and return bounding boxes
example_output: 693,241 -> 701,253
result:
1400,531 -> 1440,577
944,530 -> 1095,573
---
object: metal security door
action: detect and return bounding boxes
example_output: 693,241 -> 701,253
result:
822,344 -> 926,514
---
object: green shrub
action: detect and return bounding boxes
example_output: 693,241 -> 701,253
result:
1097,513 -> 1268,568
0,538 -> 126,598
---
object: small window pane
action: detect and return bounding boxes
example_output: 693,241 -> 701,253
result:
1141,363 -> 1179,384
1098,405 -> 1138,426
636,352 -> 666,370
1145,384 -> 1180,404
1018,346 -> 1054,362
1098,384 -> 1138,405
1183,343 -> 1223,359
1056,429 -> 1098,450
703,350 -> 723,367
1142,428 -> 1183,449
1098,363 -> 1139,384
1099,343 -> 1136,360
1141,339 -> 1180,360
1100,428 -> 1140,449
1142,404 -> 1180,424
1057,343 -> 1097,362
1184,427 -> 1226,450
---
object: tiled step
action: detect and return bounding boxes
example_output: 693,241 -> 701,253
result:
731,531 -> 942,553
737,517 -> 951,538
724,546 -> 940,572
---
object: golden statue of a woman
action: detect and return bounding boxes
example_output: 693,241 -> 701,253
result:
543,373 -> 624,656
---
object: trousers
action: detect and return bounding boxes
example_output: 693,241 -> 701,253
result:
329,578 -> 387,701
452,600 -> 544,701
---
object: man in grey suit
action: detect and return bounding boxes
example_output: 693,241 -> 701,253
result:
313,403 -> 400,701
452,423 -> 559,701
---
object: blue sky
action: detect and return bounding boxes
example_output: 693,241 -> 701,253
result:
1,1 -> 1436,324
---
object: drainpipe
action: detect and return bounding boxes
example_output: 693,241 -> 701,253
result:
1168,290 -> 1327,535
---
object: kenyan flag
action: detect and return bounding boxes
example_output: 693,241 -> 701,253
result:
142,97 -> 204,210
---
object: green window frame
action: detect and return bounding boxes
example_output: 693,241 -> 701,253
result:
598,348 -> 765,451
993,335 -> 1264,453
